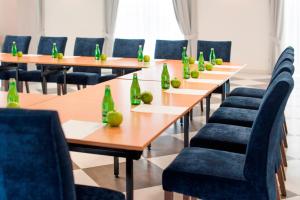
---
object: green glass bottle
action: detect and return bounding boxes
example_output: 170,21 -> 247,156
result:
11,41 -> 17,56
102,85 -> 115,123
161,63 -> 170,89
198,51 -> 205,71
95,44 -> 101,60
130,73 -> 141,105
181,47 -> 187,63
7,78 -> 19,108
137,45 -> 143,62
209,48 -> 216,65
51,43 -> 58,58
183,56 -> 190,79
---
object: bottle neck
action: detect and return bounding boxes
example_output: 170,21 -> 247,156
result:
104,88 -> 111,96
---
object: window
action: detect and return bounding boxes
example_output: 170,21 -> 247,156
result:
283,0 -> 300,73
115,0 -> 183,58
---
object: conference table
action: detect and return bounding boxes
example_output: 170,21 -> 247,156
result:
1,54 -> 245,200
0,53 -> 162,94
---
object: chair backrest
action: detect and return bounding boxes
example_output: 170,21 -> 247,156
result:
0,109 -> 76,200
244,72 -> 294,198
36,36 -> 68,70
272,47 -> 294,76
112,38 -> 145,58
196,40 -> 232,62
154,40 -> 188,60
112,38 -> 145,74
1,35 -> 32,70
73,37 -> 105,73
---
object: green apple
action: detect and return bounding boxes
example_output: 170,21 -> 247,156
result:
216,58 -> 223,65
191,70 -> 199,78
7,102 -> 20,108
107,111 -> 123,127
101,54 -> 107,61
17,51 -> 23,57
57,53 -> 64,59
144,55 -> 150,62
141,91 -> 153,104
171,78 -> 181,88
205,63 -> 214,71
189,56 -> 195,64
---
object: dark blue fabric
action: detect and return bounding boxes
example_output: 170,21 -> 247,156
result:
0,109 -> 125,200
162,72 -> 294,200
19,36 -> 67,83
76,185 -> 125,200
19,70 -> 63,83
208,107 -> 258,127
190,123 -> 251,153
230,87 -> 266,98
196,40 -> 232,61
56,37 -> 116,85
221,96 -> 262,110
112,38 -> 145,75
1,35 -> 31,70
154,40 -> 188,60
73,37 -> 104,73
56,72 -> 115,85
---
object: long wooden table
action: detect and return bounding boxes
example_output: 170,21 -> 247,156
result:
0,53 -> 163,94
1,55 -> 245,200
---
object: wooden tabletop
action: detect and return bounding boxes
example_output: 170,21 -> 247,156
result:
118,59 -> 245,84
0,92 -> 57,108
0,53 -> 163,69
28,78 -> 218,151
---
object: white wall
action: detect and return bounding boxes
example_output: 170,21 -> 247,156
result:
196,0 -> 272,73
44,0 -> 105,56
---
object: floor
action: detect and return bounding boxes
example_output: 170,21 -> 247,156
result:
13,72 -> 300,199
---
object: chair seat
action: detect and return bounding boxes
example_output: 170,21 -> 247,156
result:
75,184 -> 125,200
229,87 -> 265,98
190,123 -> 251,153
57,72 -> 117,85
208,107 -> 258,127
19,70 -> 62,83
162,148 -> 268,200
0,69 -> 25,80
221,96 -> 262,110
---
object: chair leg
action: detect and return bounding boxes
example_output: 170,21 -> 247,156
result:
200,100 -> 204,112
77,84 -> 81,90
180,117 -> 183,126
25,81 -> 30,93
164,191 -> 174,200
275,175 -> 281,200
281,162 -> 286,181
83,85 -> 87,89
41,81 -> 47,94
277,168 -> 287,197
284,115 -> 288,135
57,84 -> 62,96
3,80 -> 9,91
191,197 -> 197,200
190,109 -> 193,121
147,144 -> 151,151
281,142 -> 287,167
18,81 -> 24,93
282,126 -> 288,148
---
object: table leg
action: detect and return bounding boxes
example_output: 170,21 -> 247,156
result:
126,158 -> 134,200
114,156 -> 119,178
206,95 -> 211,123
41,66 -> 47,94
184,112 -> 190,147
221,83 -> 226,102
15,64 -> 19,92
63,69 -> 67,95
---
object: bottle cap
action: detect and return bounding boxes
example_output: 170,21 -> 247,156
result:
133,73 -> 137,76
12,41 -> 16,44
105,85 -> 110,88
9,78 -> 16,82
53,43 -> 56,45
96,44 -> 99,46
211,48 -> 214,50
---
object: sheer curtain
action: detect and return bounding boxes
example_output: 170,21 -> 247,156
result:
114,0 -> 183,58
282,0 -> 300,73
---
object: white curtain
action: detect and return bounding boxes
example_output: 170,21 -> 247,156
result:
103,0 -> 119,56
37,0 -> 45,36
172,0 -> 198,57
282,0 -> 300,73
270,0 -> 284,68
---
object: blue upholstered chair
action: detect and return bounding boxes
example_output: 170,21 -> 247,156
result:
56,37 -> 115,94
0,35 -> 31,89
154,40 -> 188,60
162,72 -> 294,200
19,36 -> 68,94
207,61 -> 294,127
0,108 -> 125,200
230,46 -> 294,98
112,38 -> 145,75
